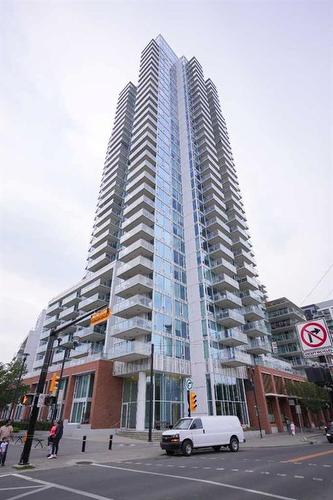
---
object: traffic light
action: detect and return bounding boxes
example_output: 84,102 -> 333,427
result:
189,391 -> 197,412
20,394 -> 34,406
49,374 -> 60,395
44,395 -> 57,406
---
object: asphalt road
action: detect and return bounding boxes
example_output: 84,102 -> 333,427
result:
1,443 -> 333,500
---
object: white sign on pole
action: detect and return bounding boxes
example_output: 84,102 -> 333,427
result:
185,378 -> 193,391
296,319 -> 333,358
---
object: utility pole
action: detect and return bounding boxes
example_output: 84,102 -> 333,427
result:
251,365 -> 263,438
9,353 -> 29,420
148,343 -> 154,442
18,305 -> 107,466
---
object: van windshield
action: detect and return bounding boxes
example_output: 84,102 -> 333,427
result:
173,418 -> 192,430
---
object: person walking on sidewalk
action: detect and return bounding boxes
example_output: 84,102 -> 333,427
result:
50,420 -> 63,459
47,421 -> 57,458
0,420 -> 13,466
290,421 -> 296,436
0,439 -> 8,466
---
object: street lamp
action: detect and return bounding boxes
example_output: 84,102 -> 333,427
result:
51,337 -> 79,421
9,353 -> 30,420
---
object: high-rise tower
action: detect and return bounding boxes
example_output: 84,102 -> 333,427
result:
26,36 -> 275,430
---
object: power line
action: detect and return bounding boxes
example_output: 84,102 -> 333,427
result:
301,263 -> 333,305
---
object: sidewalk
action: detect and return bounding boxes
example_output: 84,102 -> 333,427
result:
1,431 -> 326,472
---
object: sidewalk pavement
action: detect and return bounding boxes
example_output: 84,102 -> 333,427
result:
1,431 -> 326,472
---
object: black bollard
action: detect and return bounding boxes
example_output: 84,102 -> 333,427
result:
81,435 -> 87,453
108,434 -> 113,450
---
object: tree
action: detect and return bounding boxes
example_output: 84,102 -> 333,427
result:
0,360 -> 28,412
285,380 -> 330,413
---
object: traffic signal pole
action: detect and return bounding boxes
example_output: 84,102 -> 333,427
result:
187,390 -> 191,417
51,347 -> 68,421
18,305 -> 106,465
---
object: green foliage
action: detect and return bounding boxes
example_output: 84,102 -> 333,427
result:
285,380 -> 330,413
0,359 -> 28,410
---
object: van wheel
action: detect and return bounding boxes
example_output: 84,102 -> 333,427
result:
213,446 -> 221,452
229,437 -> 239,452
166,450 -> 175,456
182,440 -> 193,456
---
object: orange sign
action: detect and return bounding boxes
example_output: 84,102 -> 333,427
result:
90,307 -> 111,326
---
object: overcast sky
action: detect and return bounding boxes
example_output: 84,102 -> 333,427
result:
1,0 -> 332,364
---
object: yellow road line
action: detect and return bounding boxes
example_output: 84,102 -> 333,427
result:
286,449 -> 333,463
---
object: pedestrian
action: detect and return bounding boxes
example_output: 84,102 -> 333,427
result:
290,421 -> 296,436
50,420 -> 63,459
286,419 -> 292,435
0,420 -> 13,466
0,439 -> 8,466
47,421 -> 57,458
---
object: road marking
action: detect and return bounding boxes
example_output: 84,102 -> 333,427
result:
0,487 -> 42,491
231,468 -> 239,471
294,476 -> 304,479
261,472 -> 270,475
323,464 -> 331,467
203,467 -> 211,470
216,468 -> 225,470
11,474 -> 115,500
179,466 -> 186,468
5,486 -> 51,500
308,463 -> 317,466
92,463 -> 298,500
313,478 -> 323,481
277,474 -> 286,477
245,470 -> 254,473
286,449 -> 333,463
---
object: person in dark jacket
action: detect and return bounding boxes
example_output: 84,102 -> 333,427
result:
50,420 -> 63,458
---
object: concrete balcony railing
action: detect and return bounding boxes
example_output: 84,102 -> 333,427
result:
115,275 -> 153,299
117,255 -> 153,280
122,208 -> 154,232
120,224 -> 154,247
213,291 -> 242,308
112,317 -> 152,340
215,309 -> 245,328
237,275 -> 258,291
220,350 -> 251,367
113,295 -> 152,318
210,257 -> 236,276
58,305 -> 79,321
243,305 -> 266,322
208,242 -> 234,261
243,320 -> 269,338
108,341 -> 151,362
212,273 -> 239,292
113,354 -> 191,377
246,339 -> 271,355
240,289 -> 261,306
118,239 -> 154,263
217,328 -> 248,347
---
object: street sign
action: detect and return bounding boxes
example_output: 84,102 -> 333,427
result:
185,378 -> 193,391
296,319 -> 333,358
90,307 -> 111,326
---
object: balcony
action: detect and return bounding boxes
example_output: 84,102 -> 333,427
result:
228,213 -> 248,231
90,228 -> 118,249
204,205 -> 228,224
237,262 -> 257,278
46,303 -> 63,316
59,305 -> 79,321
112,317 -> 152,339
231,235 -> 252,252
217,328 -> 248,346
113,355 -> 191,377
120,224 -> 154,246
122,208 -> 154,232
77,325 -> 106,342
79,293 -> 109,312
126,170 -> 155,194
206,216 -> 230,236
233,248 -> 256,266
62,292 -> 81,307
89,240 -> 117,260
81,278 -> 111,298
43,316 -> 60,329
207,229 -> 232,248
86,253 -> 113,272
108,341 -> 150,362
123,195 -> 154,219
212,273 -> 239,292
203,193 -> 226,212
124,182 -> 155,205
247,339 -> 271,355
243,305 -> 266,322
237,276 -> 258,291
113,295 -> 152,318
208,242 -> 234,261
210,257 -> 236,276
69,343 -> 90,358
117,256 -> 153,280
220,350 -> 251,367
215,309 -> 245,328
119,239 -> 154,263
213,291 -> 242,308
240,290 -> 261,306
115,275 -> 153,298
243,320 -> 269,338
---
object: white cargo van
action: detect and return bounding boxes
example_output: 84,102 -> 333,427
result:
160,416 -> 245,456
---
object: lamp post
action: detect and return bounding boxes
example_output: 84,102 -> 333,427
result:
9,353 -> 30,420
148,343 -> 154,442
251,358 -> 263,439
